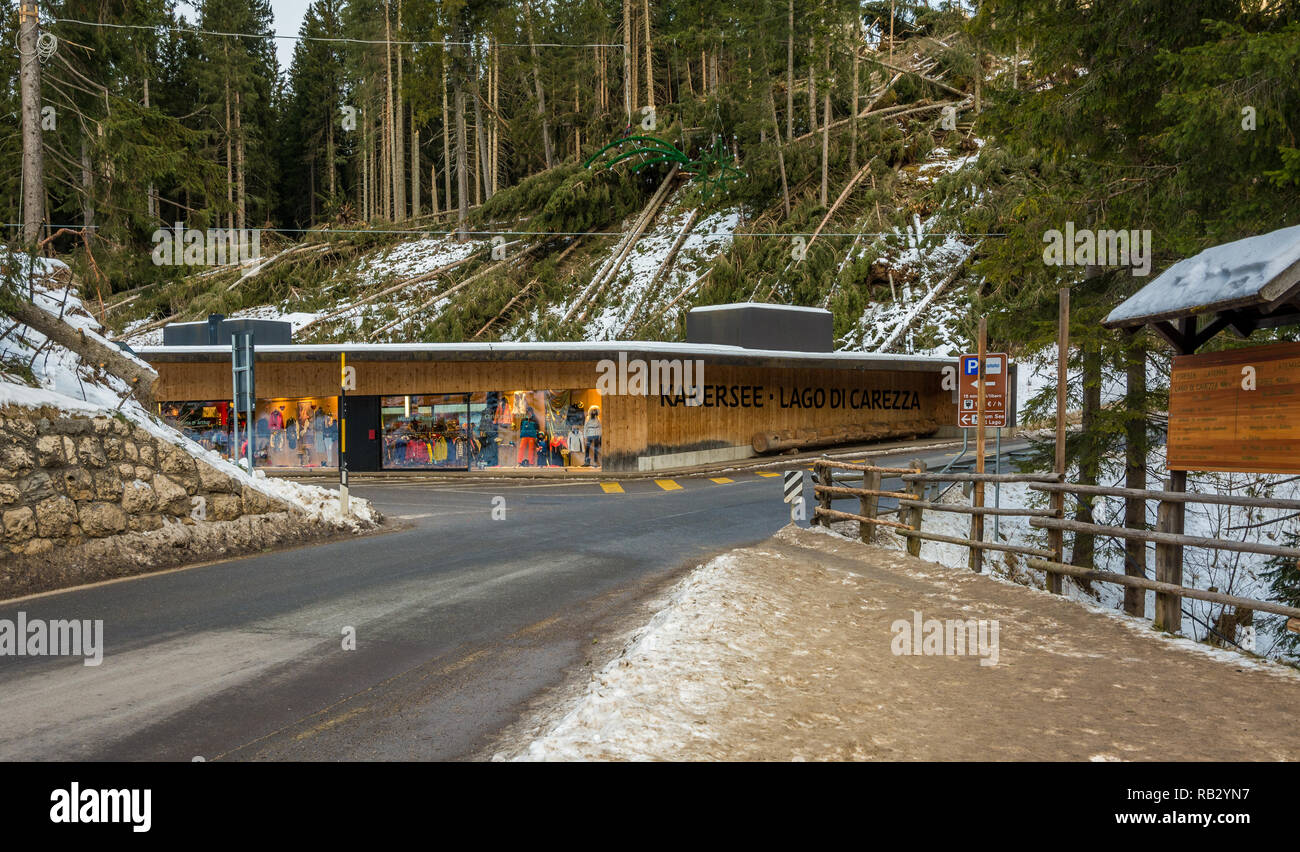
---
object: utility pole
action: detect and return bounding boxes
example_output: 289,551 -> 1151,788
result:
19,1 -> 45,246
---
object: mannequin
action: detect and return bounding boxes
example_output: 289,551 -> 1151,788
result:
518,412 -> 540,466
584,406 -> 602,467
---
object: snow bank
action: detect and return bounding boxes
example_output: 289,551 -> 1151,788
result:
517,552 -> 750,760
0,257 -> 377,531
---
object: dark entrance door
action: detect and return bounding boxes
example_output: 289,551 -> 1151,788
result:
342,394 -> 382,471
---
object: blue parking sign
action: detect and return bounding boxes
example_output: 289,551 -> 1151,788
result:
963,356 -> 980,375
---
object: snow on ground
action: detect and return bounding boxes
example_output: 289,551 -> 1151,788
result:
353,232 -> 481,281
309,233 -> 489,339
0,256 -> 377,530
841,224 -> 975,355
581,204 -> 742,341
914,139 -> 984,184
511,524 -> 1300,760
840,141 -> 985,356
120,320 -> 163,346
514,551 -> 754,760
228,305 -> 322,333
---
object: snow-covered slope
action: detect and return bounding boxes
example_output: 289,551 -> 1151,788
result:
1,254 -> 377,529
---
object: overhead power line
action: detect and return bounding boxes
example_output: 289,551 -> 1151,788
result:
49,17 -> 625,49
4,223 -> 1008,239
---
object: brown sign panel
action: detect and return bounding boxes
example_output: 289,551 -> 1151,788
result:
957,353 -> 1008,428
1168,341 -> 1300,473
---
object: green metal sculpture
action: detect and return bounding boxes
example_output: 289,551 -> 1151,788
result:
582,133 -> 746,200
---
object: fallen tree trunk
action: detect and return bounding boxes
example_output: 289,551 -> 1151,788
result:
621,207 -> 701,336
752,417 -> 937,454
566,165 -> 679,325
298,250 -> 481,333
799,157 -> 876,262
5,297 -> 158,404
860,52 -> 967,98
369,243 -> 540,340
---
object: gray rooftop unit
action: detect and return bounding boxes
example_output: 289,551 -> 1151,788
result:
686,303 -> 833,353
162,314 -> 293,347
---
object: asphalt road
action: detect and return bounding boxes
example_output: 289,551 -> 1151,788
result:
0,440 -> 1028,761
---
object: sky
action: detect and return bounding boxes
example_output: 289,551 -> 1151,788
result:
176,0 -> 312,72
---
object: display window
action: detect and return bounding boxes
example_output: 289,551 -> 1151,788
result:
250,397 -> 339,468
381,393 -> 474,470
160,401 -> 236,456
470,388 -> 602,470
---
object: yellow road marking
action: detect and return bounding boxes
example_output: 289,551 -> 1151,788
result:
709,477 -> 734,484
655,479 -> 682,491
755,471 -> 781,477
600,481 -> 625,493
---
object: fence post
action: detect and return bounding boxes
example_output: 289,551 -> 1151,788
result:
815,460 -> 831,527
1154,492 -> 1183,633
968,482 -> 984,573
860,456 -> 880,544
904,459 -> 926,557
1046,287 -> 1069,595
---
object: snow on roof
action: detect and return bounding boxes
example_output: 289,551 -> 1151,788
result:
134,339 -> 953,368
689,302 -> 831,315
1105,225 -> 1300,327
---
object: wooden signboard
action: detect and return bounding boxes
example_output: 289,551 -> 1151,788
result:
957,353 -> 1008,428
1169,341 -> 1300,474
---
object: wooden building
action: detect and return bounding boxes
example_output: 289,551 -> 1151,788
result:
137,341 -> 960,473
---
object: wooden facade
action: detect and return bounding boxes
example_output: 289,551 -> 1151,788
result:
141,345 -> 959,472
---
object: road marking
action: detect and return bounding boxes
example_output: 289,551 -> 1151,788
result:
709,477 -> 734,484
655,479 -> 682,491
600,482 -> 625,494
395,512 -> 434,520
755,471 -> 781,477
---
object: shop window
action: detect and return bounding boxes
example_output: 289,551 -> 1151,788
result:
160,401 -> 235,457
252,397 -> 339,468
380,394 -> 473,470
470,389 -> 602,470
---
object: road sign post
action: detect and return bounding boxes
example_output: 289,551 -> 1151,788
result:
957,351 -> 1008,429
339,352 -> 349,516
783,470 -> 805,522
232,332 -> 254,472
957,344 -> 1012,574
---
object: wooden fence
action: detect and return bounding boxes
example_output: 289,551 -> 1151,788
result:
809,457 -> 1300,639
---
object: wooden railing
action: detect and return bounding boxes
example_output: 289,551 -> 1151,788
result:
811,458 -> 921,543
808,456 -> 1300,636
1025,481 -> 1300,633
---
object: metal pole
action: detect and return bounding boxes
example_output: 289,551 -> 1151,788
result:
245,332 -> 255,473
994,426 -> 1001,541
339,352 -> 349,515
970,317 -> 987,572
231,339 -> 239,468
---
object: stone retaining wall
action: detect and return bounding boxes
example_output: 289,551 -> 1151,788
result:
0,405 -> 338,597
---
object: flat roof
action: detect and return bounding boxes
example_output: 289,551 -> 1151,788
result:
135,340 -> 953,373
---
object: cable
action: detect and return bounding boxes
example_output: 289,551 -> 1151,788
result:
3,223 -> 1008,239
50,18 -> 625,49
